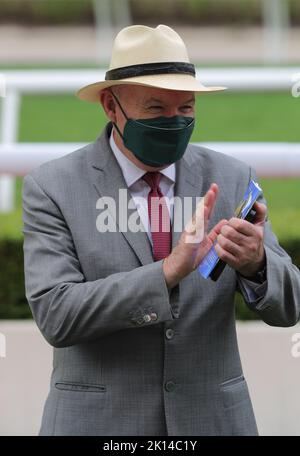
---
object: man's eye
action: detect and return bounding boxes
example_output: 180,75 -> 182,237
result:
148,106 -> 163,110
180,105 -> 193,111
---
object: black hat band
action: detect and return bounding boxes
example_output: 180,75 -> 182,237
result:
105,62 -> 195,81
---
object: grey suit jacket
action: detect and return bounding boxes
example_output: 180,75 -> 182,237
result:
22,122 -> 300,436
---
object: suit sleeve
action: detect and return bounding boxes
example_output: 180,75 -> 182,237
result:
239,166 -> 300,326
22,174 -> 180,348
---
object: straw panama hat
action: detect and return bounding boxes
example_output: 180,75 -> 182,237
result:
76,24 -> 227,102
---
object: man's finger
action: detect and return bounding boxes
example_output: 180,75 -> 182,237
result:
252,201 -> 267,225
204,183 -> 219,222
229,217 -> 257,236
184,183 -> 218,237
207,219 -> 228,244
220,223 -> 246,245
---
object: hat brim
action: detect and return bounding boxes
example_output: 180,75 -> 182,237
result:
76,73 -> 227,103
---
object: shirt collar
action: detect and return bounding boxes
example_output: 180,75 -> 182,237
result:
109,127 -> 175,188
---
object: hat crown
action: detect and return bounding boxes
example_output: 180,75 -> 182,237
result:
109,24 -> 190,70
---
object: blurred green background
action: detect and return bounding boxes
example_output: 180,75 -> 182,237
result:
0,0 -> 300,25
0,88 -> 299,320
1,89 -> 299,241
0,0 -> 299,319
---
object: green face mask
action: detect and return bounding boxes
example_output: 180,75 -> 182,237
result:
111,91 -> 195,167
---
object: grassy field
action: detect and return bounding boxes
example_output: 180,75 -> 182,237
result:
0,91 -> 299,241
18,91 -> 300,142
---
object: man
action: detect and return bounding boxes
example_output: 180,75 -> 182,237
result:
22,24 -> 300,436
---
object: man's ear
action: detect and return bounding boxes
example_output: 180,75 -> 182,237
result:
99,89 -> 117,122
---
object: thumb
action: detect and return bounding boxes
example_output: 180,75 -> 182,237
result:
252,201 -> 267,225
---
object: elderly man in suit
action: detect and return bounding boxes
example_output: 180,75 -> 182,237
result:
22,24 -> 300,436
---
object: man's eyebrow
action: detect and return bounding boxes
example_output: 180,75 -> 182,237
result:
144,97 -> 165,104
143,97 -> 195,105
181,97 -> 195,104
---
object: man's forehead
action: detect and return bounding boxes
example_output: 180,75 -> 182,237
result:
119,85 -> 195,103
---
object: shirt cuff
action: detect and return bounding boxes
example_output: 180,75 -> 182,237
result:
237,274 -> 267,304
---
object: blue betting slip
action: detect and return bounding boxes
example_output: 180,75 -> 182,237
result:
198,179 -> 263,280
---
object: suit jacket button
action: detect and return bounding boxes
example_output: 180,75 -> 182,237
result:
165,328 -> 174,339
143,314 -> 151,323
150,312 -> 158,321
165,381 -> 176,392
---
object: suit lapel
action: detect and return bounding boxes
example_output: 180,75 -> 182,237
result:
88,123 -> 154,266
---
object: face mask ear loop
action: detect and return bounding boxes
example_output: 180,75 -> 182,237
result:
109,88 -> 129,140
110,89 -> 128,119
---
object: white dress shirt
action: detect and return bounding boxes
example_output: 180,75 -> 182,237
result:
109,128 -> 266,303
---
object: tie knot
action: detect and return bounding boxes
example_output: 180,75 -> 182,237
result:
142,172 -> 162,191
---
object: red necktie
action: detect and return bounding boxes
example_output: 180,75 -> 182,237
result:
142,172 -> 172,261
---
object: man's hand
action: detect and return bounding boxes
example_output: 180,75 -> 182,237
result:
163,183 -> 228,289
214,201 -> 267,279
